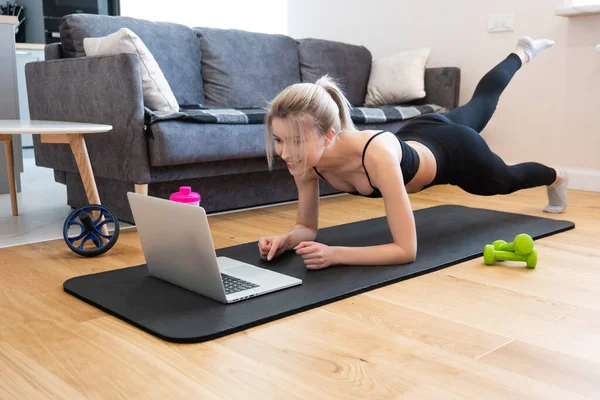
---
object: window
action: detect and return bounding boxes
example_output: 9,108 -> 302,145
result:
556,0 -> 600,16
120,0 -> 287,34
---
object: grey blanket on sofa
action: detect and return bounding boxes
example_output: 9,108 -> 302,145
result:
144,103 -> 447,125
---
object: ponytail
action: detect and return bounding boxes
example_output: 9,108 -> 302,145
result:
315,75 -> 357,133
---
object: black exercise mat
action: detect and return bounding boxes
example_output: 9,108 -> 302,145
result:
64,205 -> 574,343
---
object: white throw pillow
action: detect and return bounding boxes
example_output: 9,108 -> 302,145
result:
83,28 -> 179,112
364,47 -> 431,106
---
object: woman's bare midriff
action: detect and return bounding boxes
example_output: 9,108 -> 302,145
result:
404,141 -> 437,193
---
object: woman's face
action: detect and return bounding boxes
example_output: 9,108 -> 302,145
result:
272,117 -> 326,176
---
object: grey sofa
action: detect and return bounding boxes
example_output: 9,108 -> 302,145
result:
25,14 -> 460,223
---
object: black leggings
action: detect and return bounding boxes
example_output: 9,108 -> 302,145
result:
397,53 -> 556,196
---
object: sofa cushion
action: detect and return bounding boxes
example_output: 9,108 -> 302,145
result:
365,48 -> 431,106
146,118 -> 418,168
147,122 -> 270,166
194,27 -> 301,108
298,38 -> 372,106
83,28 -> 179,112
59,14 -> 204,105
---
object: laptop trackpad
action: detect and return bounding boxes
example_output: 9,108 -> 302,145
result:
218,257 -> 261,275
218,257 -> 286,283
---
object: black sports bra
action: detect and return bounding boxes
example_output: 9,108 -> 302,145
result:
313,130 -> 420,198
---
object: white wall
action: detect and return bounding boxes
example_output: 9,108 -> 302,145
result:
120,0 -> 288,34
288,0 -> 600,191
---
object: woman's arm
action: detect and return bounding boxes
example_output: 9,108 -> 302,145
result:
282,171 -> 320,250
332,137 -> 417,266
333,242 -> 415,266
261,170 -> 321,261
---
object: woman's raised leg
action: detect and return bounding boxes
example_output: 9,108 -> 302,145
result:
445,37 -> 554,133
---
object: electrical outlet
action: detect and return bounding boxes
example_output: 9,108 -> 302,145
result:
488,14 -> 514,33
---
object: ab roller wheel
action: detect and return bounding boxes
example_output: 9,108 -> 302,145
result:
63,205 -> 120,257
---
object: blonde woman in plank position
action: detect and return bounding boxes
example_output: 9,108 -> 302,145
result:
258,37 -> 566,270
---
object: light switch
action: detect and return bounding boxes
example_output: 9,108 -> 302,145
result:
488,14 -> 514,33
504,14 -> 514,30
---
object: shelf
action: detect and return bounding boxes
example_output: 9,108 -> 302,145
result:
16,43 -> 45,51
555,4 -> 600,16
0,16 -> 18,24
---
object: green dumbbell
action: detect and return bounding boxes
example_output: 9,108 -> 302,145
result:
492,233 -> 535,255
484,244 -> 538,269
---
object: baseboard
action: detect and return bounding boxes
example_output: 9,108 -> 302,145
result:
564,168 -> 600,192
506,163 -> 600,192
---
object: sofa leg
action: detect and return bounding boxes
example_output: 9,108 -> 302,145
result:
134,184 -> 148,195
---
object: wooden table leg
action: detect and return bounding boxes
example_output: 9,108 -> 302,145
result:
68,134 -> 109,240
134,184 -> 148,195
3,138 -> 18,216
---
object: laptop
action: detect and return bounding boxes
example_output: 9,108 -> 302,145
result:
127,192 -> 302,304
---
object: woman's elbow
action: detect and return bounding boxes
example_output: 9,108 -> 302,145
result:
404,249 -> 417,264
396,244 -> 417,264
408,249 -> 417,263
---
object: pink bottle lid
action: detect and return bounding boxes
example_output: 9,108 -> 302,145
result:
169,186 -> 201,203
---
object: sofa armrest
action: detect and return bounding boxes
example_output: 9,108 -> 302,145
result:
25,53 -> 151,184
44,43 -> 63,60
412,67 -> 461,110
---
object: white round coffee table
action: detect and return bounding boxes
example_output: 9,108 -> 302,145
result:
0,120 -> 112,216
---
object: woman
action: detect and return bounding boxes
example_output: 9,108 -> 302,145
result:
258,36 -> 566,269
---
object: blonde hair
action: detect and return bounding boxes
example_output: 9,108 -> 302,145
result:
264,75 -> 357,170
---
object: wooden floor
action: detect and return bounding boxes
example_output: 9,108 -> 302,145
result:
0,186 -> 599,399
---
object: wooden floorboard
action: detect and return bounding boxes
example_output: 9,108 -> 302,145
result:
0,186 -> 598,399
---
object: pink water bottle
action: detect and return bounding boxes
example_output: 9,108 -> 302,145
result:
169,186 -> 201,206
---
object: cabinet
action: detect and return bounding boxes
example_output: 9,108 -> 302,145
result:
15,47 -> 45,147
0,17 -> 22,195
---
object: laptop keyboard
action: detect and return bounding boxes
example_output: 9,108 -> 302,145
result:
221,273 -> 260,295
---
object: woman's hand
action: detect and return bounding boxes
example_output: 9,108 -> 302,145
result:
294,241 -> 336,270
258,235 -> 288,261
